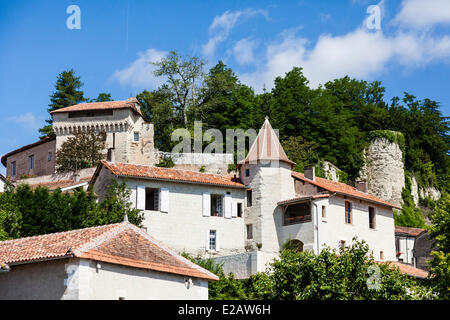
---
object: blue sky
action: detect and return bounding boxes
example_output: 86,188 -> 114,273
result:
1,0 -> 449,174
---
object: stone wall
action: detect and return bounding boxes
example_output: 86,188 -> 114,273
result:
360,134 -> 405,206
156,151 -> 234,174
5,138 -> 56,181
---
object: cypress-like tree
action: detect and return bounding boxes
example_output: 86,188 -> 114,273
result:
39,69 -> 86,137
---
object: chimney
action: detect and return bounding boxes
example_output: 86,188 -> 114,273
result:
72,172 -> 80,182
356,181 -> 368,193
304,166 -> 315,181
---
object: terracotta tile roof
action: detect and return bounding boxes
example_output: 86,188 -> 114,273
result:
292,171 -> 401,209
1,136 -> 56,166
50,98 -> 144,118
277,194 -> 330,206
395,226 -> 426,237
27,177 -> 91,191
0,222 -> 218,281
99,160 -> 245,188
377,261 -> 429,279
238,118 -> 295,166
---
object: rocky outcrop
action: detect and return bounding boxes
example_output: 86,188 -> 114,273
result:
360,132 -> 405,206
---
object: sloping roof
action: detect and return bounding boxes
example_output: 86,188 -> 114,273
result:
1,136 -> 56,167
27,177 -> 91,191
97,160 -> 245,189
50,97 -> 144,118
0,222 -> 218,281
277,194 -> 330,206
292,171 -> 401,209
238,118 -> 295,166
395,226 -> 426,237
377,261 -> 429,279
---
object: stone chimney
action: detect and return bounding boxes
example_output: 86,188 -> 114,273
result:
304,166 -> 315,181
356,180 -> 368,193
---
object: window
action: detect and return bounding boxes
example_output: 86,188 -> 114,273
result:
340,240 -> 346,249
29,155 -> 34,170
11,161 -> 16,176
345,201 -> 352,224
284,202 -> 312,225
134,132 -> 139,142
369,207 -> 376,229
246,224 -> 253,239
380,251 -> 384,261
209,230 -> 217,250
237,203 -> 243,218
245,169 -> 250,177
321,205 -> 326,219
211,194 -> 223,216
145,188 -> 159,211
246,190 -> 252,207
48,152 -> 52,162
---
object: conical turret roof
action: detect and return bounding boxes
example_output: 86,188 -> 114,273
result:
238,118 -> 295,166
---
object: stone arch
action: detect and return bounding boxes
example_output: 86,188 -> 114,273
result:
283,239 -> 304,252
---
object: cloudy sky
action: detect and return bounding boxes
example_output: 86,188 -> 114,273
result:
1,0 -> 449,174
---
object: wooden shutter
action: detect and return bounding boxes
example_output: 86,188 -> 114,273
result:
205,229 -> 210,251
202,192 -> 211,217
224,194 -> 232,218
160,187 -> 169,213
216,231 -> 220,252
136,185 -> 145,210
231,201 -> 238,218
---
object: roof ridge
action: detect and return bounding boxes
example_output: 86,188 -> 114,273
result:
73,222 -> 130,256
105,161 -> 233,177
0,222 -> 124,245
127,224 -> 219,280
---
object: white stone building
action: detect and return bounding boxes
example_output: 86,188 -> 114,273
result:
0,222 -> 217,300
91,118 -> 405,278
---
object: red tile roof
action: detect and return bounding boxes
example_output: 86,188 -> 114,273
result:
377,261 -> 429,279
1,136 -> 56,167
27,177 -> 91,191
99,160 -> 245,189
278,194 -> 330,206
395,226 -> 426,237
50,98 -> 144,118
292,171 -> 401,209
238,118 -> 295,167
0,222 -> 218,281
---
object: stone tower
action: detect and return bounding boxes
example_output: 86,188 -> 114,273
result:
238,118 -> 296,254
360,131 -> 405,206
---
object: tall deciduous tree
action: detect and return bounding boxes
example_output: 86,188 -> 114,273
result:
55,130 -> 106,172
39,69 -> 86,137
152,51 -> 206,126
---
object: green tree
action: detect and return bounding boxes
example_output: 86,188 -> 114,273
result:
39,69 -> 86,137
282,136 -> 319,172
428,193 -> 450,299
182,253 -> 248,300
55,130 -> 106,172
248,238 -> 428,300
152,51 -> 206,126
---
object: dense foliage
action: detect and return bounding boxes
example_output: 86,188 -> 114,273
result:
184,239 -> 431,300
428,193 -> 450,299
0,180 -> 143,240
136,54 -> 448,195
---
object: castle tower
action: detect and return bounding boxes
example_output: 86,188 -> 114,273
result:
238,118 -> 296,255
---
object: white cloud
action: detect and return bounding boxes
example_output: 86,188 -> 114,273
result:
238,27 -> 450,92
111,48 -> 168,89
394,0 -> 450,29
8,112 -> 43,132
202,9 -> 269,57
232,38 -> 259,64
